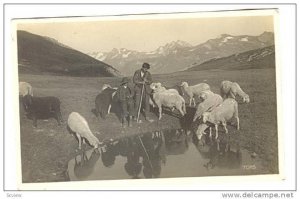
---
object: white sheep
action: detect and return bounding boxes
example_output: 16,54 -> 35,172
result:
149,82 -> 181,108
180,81 -> 210,106
195,123 -> 210,141
19,82 -> 33,97
220,80 -> 250,103
101,84 -> 112,91
151,85 -> 186,120
193,90 -> 223,122
67,112 -> 102,150
150,82 -> 180,95
201,98 -> 240,139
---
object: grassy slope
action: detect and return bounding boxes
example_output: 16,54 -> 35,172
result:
17,31 -> 120,77
18,68 -> 278,182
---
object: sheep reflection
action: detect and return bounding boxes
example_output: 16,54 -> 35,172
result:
194,134 -> 242,170
73,149 -> 100,180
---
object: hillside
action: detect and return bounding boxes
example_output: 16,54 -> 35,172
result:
88,32 -> 274,75
186,45 -> 275,71
17,31 -> 121,77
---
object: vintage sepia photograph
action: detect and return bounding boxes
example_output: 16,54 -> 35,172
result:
13,9 -> 280,187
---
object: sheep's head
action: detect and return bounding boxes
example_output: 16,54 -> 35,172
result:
195,123 -> 209,140
150,82 -> 165,93
101,84 -> 112,91
202,112 -> 211,123
150,82 -> 157,90
199,91 -> 209,100
22,94 -> 33,111
243,95 -> 250,103
180,82 -> 188,87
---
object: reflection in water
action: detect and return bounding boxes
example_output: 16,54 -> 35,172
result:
196,135 -> 242,171
74,149 -> 100,180
68,129 -> 266,181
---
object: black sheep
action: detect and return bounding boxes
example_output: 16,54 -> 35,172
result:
22,94 -> 63,127
95,87 -> 117,119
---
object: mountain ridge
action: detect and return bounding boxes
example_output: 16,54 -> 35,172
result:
88,31 -> 274,75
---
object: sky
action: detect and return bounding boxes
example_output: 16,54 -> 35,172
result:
17,12 -> 274,54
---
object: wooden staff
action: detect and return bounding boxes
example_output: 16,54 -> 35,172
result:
136,82 -> 145,123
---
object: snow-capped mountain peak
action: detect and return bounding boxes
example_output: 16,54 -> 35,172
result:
87,32 -> 274,75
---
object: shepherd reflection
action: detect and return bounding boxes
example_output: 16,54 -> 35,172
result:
139,131 -> 166,178
124,137 -> 142,179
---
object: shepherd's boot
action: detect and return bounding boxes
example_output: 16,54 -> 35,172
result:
128,116 -> 133,127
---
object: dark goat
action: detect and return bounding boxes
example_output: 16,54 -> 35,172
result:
166,85 -> 184,96
22,94 -> 63,127
95,87 -> 117,119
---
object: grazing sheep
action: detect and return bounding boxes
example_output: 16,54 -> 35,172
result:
95,86 -> 117,119
180,82 -> 210,106
220,80 -> 250,103
193,90 -> 223,122
151,84 -> 186,120
195,123 -> 210,141
200,98 -> 239,139
22,94 -> 63,127
67,112 -> 101,150
19,82 -> 33,97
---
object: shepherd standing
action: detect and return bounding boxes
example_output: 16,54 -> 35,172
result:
133,62 -> 153,122
116,77 -> 135,128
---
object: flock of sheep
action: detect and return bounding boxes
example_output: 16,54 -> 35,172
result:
148,80 -> 249,140
19,79 -> 250,152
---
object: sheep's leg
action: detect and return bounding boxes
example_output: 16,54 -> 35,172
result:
192,98 -> 196,107
76,133 -> 82,150
189,98 -> 192,106
222,121 -> 228,134
236,117 -> 240,130
215,125 -> 218,139
182,102 -> 186,114
234,102 -> 240,130
177,104 -> 185,116
108,104 -> 111,114
209,127 -> 212,138
158,105 -> 162,120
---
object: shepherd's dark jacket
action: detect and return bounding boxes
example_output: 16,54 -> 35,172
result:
116,85 -> 133,102
133,69 -> 152,94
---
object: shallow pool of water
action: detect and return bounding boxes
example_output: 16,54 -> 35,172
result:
67,129 -> 268,181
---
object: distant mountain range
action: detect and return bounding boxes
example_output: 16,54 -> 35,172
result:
17,31 -> 121,77
186,45 -> 275,71
88,32 -> 274,75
